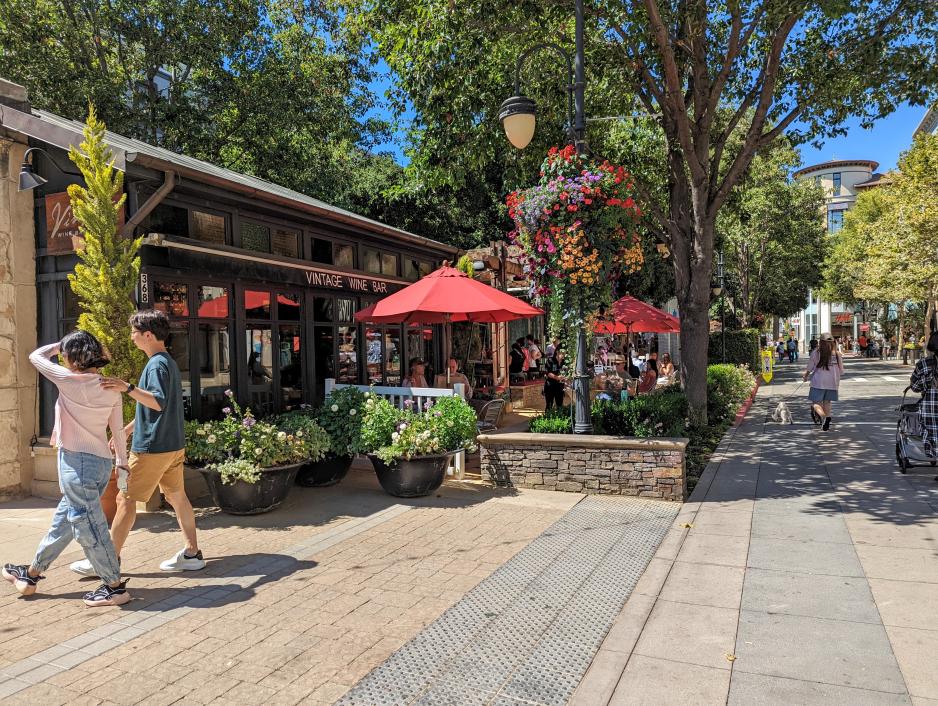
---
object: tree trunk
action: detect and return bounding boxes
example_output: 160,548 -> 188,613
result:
925,298 -> 935,343
898,301 -> 905,352
672,220 -> 715,426
772,315 -> 781,340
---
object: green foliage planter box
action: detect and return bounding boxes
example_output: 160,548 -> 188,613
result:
477,433 -> 688,501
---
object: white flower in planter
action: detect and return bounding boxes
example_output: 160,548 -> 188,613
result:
207,434 -> 217,443
349,408 -> 356,416
297,430 -> 304,438
391,432 -> 400,441
254,447 -> 262,456
196,428 -> 206,436
331,404 -> 339,412
278,431 -> 287,440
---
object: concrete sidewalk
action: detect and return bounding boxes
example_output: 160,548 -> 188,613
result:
573,357 -> 938,705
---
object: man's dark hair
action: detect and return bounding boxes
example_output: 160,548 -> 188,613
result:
60,330 -> 110,371
927,331 -> 938,354
129,309 -> 171,341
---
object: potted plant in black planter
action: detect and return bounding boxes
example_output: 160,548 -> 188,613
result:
288,386 -> 366,487
359,393 -> 478,498
274,408 -> 344,487
185,392 -> 329,514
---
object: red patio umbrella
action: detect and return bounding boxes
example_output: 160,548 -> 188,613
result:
354,266 -> 542,324
594,295 -> 680,335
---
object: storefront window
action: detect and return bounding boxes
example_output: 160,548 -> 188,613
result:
384,329 -> 402,385
278,292 -> 301,321
241,222 -> 270,253
335,243 -> 355,269
311,238 -> 332,264
403,258 -> 420,281
365,327 -> 382,385
154,282 -> 189,317
279,325 -> 303,409
245,326 -> 274,416
337,298 -> 356,322
198,322 -> 230,419
382,253 -> 398,276
419,261 -> 433,277
145,202 -> 188,238
167,324 -> 192,419
245,290 -> 271,319
197,286 -> 228,318
363,248 -> 381,274
192,210 -> 226,245
338,326 -> 359,384
314,325 -> 335,401
272,228 -> 299,258
313,297 -> 334,322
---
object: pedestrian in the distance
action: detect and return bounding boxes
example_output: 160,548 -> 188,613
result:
803,332 -> 843,431
787,336 -> 797,363
909,332 -> 938,463
543,347 -> 566,411
70,309 -> 205,578
4,332 -> 131,606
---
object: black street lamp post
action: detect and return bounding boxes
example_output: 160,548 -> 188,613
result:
499,0 -> 593,433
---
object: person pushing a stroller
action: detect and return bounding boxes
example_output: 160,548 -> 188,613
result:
909,332 -> 938,479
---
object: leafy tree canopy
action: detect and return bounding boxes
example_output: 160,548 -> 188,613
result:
717,138 -> 827,325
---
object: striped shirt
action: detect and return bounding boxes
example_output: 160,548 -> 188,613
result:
30,343 -> 128,467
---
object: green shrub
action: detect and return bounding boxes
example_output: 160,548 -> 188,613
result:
529,411 -> 573,434
706,364 -> 756,424
528,392 -> 689,438
592,391 -> 689,438
709,329 -> 760,371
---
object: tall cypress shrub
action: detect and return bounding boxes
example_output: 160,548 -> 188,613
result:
66,105 -> 145,417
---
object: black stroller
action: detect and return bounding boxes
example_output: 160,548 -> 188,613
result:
895,386 -> 938,472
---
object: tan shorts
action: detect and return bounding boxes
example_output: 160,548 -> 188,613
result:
125,449 -> 185,502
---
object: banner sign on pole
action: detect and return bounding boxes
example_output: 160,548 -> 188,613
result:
761,348 -> 774,383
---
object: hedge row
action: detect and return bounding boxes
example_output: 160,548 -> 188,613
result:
708,328 -> 760,372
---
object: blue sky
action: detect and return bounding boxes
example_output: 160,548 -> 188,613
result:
795,102 -> 930,173
369,65 -> 930,175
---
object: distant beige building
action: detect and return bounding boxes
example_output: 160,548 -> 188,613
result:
790,159 -> 880,346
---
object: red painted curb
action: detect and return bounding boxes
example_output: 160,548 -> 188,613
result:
733,379 -> 761,427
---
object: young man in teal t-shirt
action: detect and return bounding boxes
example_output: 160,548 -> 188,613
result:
71,309 -> 205,575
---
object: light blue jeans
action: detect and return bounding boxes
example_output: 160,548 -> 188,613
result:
31,449 -> 121,585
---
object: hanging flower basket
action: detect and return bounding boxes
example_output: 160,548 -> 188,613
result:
507,145 -> 645,345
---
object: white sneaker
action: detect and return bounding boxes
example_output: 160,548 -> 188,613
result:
159,549 -> 206,572
69,559 -> 98,577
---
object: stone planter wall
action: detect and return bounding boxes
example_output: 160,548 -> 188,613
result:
477,433 -> 688,501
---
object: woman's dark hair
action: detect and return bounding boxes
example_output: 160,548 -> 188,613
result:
646,358 -> 659,374
818,339 -> 835,369
60,330 -> 110,371
129,309 -> 171,341
927,332 -> 938,354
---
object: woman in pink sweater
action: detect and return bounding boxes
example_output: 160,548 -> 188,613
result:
803,332 -> 844,431
2,331 -> 131,606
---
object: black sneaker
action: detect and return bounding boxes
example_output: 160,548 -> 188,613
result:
83,580 -> 131,607
2,563 -> 43,596
823,417 -> 832,431
810,408 -> 821,425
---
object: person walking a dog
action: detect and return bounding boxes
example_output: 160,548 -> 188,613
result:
803,332 -> 843,431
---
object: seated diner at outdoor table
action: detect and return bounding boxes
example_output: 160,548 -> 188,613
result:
434,357 -> 472,398
636,357 -> 659,394
402,357 -> 429,388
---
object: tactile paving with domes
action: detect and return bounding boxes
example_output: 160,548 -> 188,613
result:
336,495 -> 679,706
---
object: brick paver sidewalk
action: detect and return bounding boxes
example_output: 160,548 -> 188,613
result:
573,357 -> 938,705
0,468 -> 578,704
